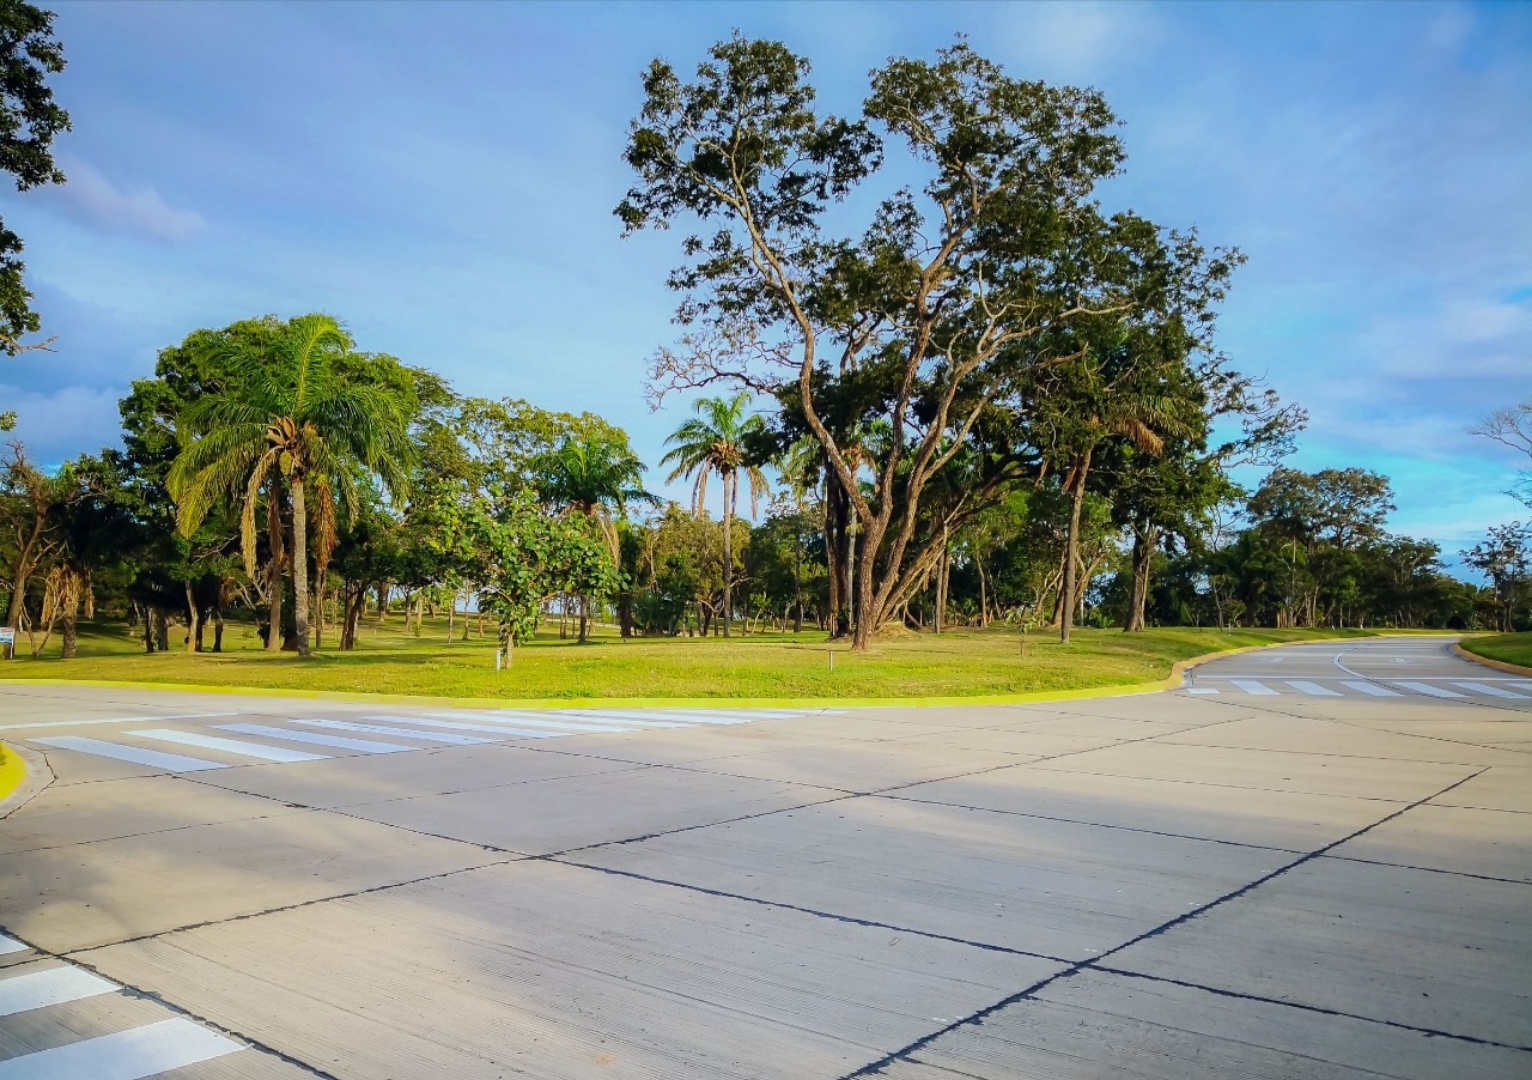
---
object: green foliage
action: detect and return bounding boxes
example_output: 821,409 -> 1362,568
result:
0,0 -> 68,352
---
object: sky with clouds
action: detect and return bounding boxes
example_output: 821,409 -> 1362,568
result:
1,0 -> 1527,570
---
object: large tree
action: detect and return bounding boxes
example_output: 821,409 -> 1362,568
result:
660,391 -> 768,637
619,37 -> 1234,649
168,314 -> 414,657
0,0 -> 68,366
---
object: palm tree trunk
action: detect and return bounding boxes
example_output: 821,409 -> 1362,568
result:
185,581 -> 200,653
1061,446 -> 1092,645
291,476 -> 312,658
721,470 -> 734,638
266,491 -> 284,652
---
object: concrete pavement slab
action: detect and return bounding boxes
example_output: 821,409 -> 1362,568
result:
2,810 -> 508,952
1158,712 -> 1532,766
1430,766 -> 1532,813
1327,803 -> 1532,882
880,726 -> 1121,758
890,766 -> 1391,850
188,742 -> 644,809
337,764 -> 845,855
86,859 -> 1065,1080
876,968 -> 1530,1079
1032,741 -> 1477,802
0,775 -> 307,855
1108,857 -> 1532,1048
573,796 -> 1292,960
680,740 -> 1021,793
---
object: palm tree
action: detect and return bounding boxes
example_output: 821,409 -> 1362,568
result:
661,392 -> 767,637
168,314 -> 413,657
535,429 -> 651,641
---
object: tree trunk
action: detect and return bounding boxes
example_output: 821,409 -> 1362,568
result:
933,526 -> 950,635
60,570 -> 79,660
578,594 -> 589,643
977,554 -> 989,629
213,595 -> 226,653
153,607 -> 170,652
290,477 -> 312,657
376,582 -> 389,620
1061,447 -> 1092,645
721,471 -> 734,638
314,564 -> 327,650
185,581 -> 200,653
447,590 -> 456,643
1124,523 -> 1157,633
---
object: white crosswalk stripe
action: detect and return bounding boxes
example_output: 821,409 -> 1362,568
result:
0,965 -> 117,1017
1185,687 -> 1220,694
129,729 -> 328,764
0,936 -> 27,956
292,718 -> 502,745
417,713 -> 631,733
567,709 -> 755,726
1393,681 -> 1463,698
1284,680 -> 1340,697
1453,682 -> 1529,699
360,714 -> 571,738
0,1017 -> 242,1079
216,722 -> 414,753
1230,679 -> 1279,695
32,737 -> 228,773
1342,680 -> 1401,696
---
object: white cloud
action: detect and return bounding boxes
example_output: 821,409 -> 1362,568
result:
0,383 -> 125,463
53,158 -> 205,242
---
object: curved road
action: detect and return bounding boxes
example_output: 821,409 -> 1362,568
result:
0,635 -> 1527,1078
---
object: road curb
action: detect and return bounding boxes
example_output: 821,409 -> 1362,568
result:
1452,642 -> 1532,677
0,637 -> 1351,711
0,740 -> 49,818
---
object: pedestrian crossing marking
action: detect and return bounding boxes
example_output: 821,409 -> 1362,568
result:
217,722 -> 413,753
1284,680 -> 1340,697
1231,680 -> 1278,695
0,936 -> 25,956
130,729 -> 329,764
412,713 -> 630,734
292,718 -> 502,745
0,965 -> 118,1018
1453,682 -> 1529,699
1342,681 -> 1401,697
360,715 -> 571,739
32,737 -> 228,773
1186,687 -> 1220,694
1393,681 -> 1463,699
0,1016 -> 242,1079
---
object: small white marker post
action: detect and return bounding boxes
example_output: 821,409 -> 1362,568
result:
827,650 -> 834,671
495,649 -> 502,671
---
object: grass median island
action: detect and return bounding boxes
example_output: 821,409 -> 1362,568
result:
0,616 -> 1377,701
1460,632 -> 1532,671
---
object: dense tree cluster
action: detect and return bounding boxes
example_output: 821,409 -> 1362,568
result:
2,35 -> 1524,659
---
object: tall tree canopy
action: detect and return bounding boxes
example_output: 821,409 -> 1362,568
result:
619,36 -> 1239,649
167,313 -> 416,656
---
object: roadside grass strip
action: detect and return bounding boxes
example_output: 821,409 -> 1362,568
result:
0,1017 -> 241,1079
129,729 -> 329,763
216,722 -> 414,753
31,737 -> 227,772
291,718 -> 504,745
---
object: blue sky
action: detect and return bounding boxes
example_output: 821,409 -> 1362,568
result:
1,1 -> 1528,569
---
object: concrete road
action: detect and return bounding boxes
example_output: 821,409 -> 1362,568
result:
0,635 -> 1527,1078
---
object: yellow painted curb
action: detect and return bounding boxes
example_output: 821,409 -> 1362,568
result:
0,636 -> 1350,711
0,742 -> 26,804
1453,642 -> 1532,678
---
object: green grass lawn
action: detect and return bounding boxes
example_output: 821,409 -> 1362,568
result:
1461,632 -> 1532,670
0,614 -> 1382,701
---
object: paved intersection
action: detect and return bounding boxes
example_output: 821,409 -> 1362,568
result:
0,636 -> 1527,1078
